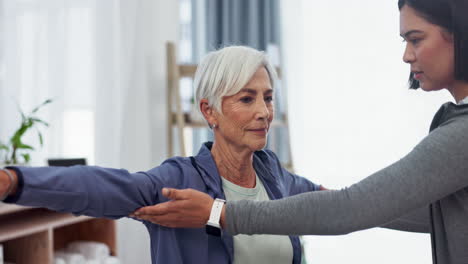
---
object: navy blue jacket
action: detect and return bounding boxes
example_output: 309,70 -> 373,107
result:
6,142 -> 321,264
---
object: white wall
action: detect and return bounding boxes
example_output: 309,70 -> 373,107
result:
281,0 -> 452,263
112,1 -> 179,263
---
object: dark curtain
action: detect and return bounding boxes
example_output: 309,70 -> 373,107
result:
205,0 -> 280,51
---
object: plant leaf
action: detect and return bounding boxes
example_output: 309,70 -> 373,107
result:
7,98 -> 53,165
21,153 -> 31,163
10,123 -> 30,144
38,132 -> 44,146
20,110 -> 27,122
16,143 -> 34,150
31,99 -> 53,114
30,117 -> 49,127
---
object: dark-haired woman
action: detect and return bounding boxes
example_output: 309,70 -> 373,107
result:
133,0 -> 468,263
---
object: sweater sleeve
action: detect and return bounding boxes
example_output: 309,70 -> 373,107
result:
225,118 -> 468,235
380,206 -> 430,233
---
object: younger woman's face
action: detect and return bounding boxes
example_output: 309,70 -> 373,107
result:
400,5 -> 455,92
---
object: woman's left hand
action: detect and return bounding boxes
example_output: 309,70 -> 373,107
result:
130,188 -> 215,228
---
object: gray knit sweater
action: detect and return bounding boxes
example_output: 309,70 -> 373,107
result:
226,102 -> 468,264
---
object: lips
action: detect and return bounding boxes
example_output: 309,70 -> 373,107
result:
248,128 -> 267,132
247,127 -> 268,136
412,71 -> 424,80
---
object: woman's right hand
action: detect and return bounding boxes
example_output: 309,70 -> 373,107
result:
130,188 -> 225,228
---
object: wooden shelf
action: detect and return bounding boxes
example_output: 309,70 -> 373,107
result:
54,217 -> 116,255
0,208 -> 116,264
0,202 -> 32,216
3,230 -> 52,264
0,208 -> 91,242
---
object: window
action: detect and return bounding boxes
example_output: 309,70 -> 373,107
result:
1,0 -> 96,165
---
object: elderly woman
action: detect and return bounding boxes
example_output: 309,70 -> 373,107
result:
0,46 -> 324,264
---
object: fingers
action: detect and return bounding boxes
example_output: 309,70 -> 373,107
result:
135,211 -> 206,228
162,188 -> 192,200
132,201 -> 172,217
129,188 -> 191,217
161,187 -> 171,198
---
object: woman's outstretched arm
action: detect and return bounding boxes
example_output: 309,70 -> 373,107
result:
225,117 -> 468,235
134,114 -> 468,235
1,160 -> 187,219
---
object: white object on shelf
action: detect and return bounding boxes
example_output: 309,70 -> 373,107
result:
85,260 -> 100,264
53,257 -> 66,264
54,251 -> 86,264
104,256 -> 121,264
67,241 -> 110,262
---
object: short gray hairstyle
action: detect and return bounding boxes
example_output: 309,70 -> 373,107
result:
194,46 -> 277,116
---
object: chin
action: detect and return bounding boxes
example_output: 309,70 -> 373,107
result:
249,139 -> 267,151
420,83 -> 445,92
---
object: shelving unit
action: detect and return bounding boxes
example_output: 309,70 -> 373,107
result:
0,203 -> 116,264
166,42 -> 294,171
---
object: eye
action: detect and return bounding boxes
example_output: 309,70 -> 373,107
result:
240,96 -> 253,103
265,96 -> 273,103
409,38 -> 421,45
401,38 -> 421,45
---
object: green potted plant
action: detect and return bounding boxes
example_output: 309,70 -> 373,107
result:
0,99 -> 53,165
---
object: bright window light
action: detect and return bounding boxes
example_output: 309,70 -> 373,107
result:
62,109 -> 95,164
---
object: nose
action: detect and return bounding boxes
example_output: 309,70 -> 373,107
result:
402,43 -> 415,64
255,99 -> 270,120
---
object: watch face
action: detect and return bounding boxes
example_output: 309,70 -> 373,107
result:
206,225 -> 221,236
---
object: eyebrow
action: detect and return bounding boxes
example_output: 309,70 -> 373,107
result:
240,88 -> 273,94
400,30 -> 425,38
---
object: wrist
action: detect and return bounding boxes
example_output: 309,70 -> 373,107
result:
205,198 -> 225,236
0,169 -> 18,200
220,204 -> 226,229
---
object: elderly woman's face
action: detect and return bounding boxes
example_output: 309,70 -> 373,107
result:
215,67 -> 274,152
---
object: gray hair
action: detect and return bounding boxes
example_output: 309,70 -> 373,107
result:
194,46 -> 277,116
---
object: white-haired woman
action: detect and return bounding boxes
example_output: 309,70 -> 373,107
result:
0,46 -> 325,264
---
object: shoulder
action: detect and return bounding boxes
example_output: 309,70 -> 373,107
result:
430,102 -> 468,131
415,110 -> 468,167
428,111 -> 468,144
144,156 -> 196,185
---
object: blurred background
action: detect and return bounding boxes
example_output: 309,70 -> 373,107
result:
0,0 -> 453,263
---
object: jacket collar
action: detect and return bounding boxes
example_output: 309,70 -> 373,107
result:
192,142 -> 277,197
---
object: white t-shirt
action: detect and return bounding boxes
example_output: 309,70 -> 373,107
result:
459,96 -> 468,105
221,174 -> 294,264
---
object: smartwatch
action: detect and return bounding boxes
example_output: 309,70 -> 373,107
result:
206,198 -> 225,236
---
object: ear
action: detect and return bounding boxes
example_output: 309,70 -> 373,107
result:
199,99 -> 218,127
